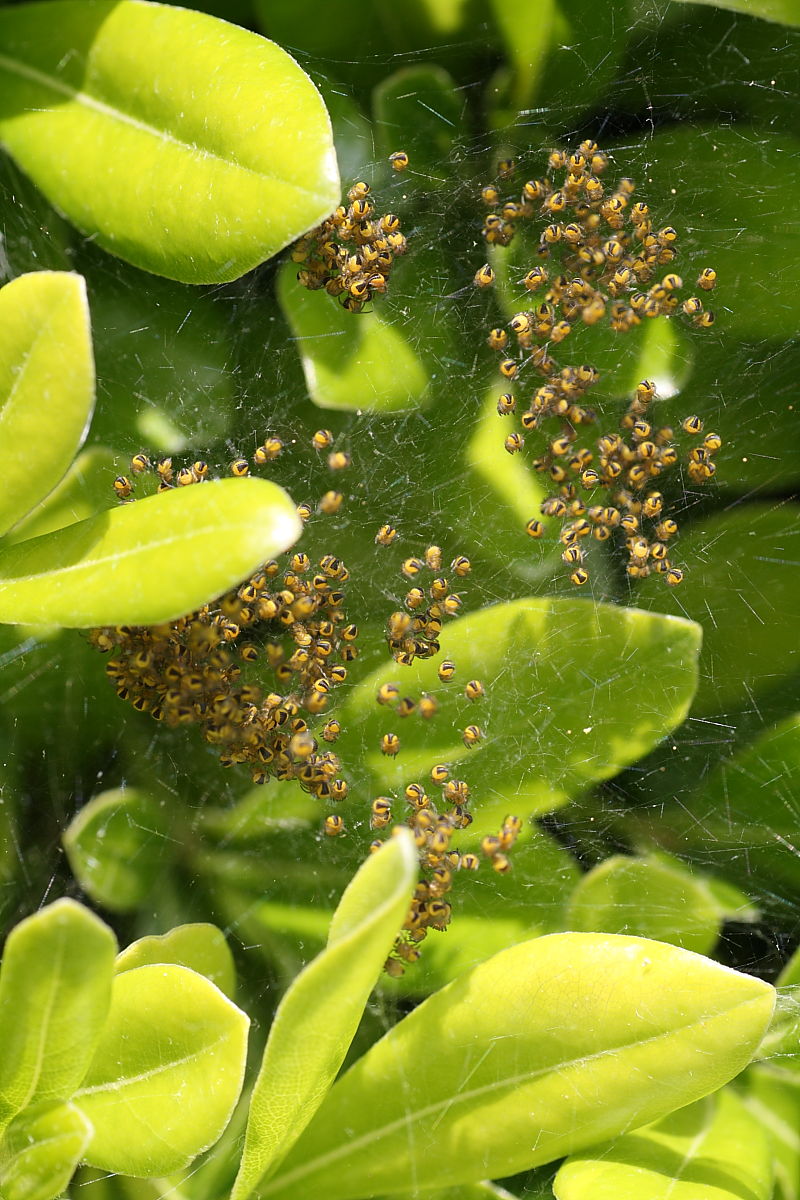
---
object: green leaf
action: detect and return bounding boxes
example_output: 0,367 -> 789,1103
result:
757,986 -> 800,1065
779,941 -> 800,988
669,0 -> 800,27
207,825 -> 577,1001
383,1187 -> 521,1200
609,126 -> 799,341
231,831 -> 416,1200
63,787 -> 172,912
0,1 -> 340,284
83,254 -> 235,450
744,1066 -> 800,1200
464,384 -> 554,583
338,599 -> 701,823
276,260 -> 429,412
0,271 -> 94,537
639,713 -> 800,901
655,338 -> 800,495
7,448 -> 120,546
488,0 -> 558,109
115,924 -> 236,1000
0,148 -> 73,276
0,476 -> 301,628
263,933 -> 774,1199
0,1101 -> 92,1200
0,899 -> 116,1128
554,1089 -> 772,1200
75,963 -> 249,1176
636,504 -> 800,718
566,853 -> 752,956
372,65 -> 461,169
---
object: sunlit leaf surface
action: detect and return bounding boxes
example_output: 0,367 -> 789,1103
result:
554,1090 -> 772,1200
0,271 -> 94,537
0,477 -> 301,627
263,934 -> 774,1199
338,598 -> 701,823
76,964 -> 249,1175
0,900 -> 115,1129
115,924 -> 236,1000
0,1 -> 340,282
0,1101 -> 91,1200
231,832 -> 416,1199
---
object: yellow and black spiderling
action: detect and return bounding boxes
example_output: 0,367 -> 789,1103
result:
293,167 -> 409,311
474,143 -> 721,586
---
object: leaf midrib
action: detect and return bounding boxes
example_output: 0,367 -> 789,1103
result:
0,288 -> 73,435
261,994 -> 768,1195
0,51 -> 319,199
17,928 -> 67,1112
74,1029 -> 232,1098
0,511 -> 292,587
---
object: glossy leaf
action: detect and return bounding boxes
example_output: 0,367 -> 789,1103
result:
263,933 -> 774,1199
7,448 -> 120,545
372,65 -> 461,169
636,714 -> 800,900
611,125 -> 799,341
338,598 -> 701,823
0,476 -> 301,628
655,337 -> 800,495
464,384 -> 554,583
636,503 -> 800,718
0,148 -> 73,276
554,1090 -> 772,1200
115,924 -> 236,1000
231,831 -> 417,1200
0,899 -> 116,1128
670,0 -> 800,27
63,787 -> 172,912
567,853 -> 755,956
276,261 -> 429,412
75,963 -> 249,1176
83,253 -> 235,451
0,1101 -> 92,1200
0,1 -> 340,283
744,1066 -> 800,1200
0,271 -> 94,537
488,0 -> 558,110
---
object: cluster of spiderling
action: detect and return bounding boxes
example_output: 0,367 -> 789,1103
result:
359,540 -> 525,976
376,539 -> 471,669
516,377 -> 723,585
292,151 -> 409,313
111,429 -> 352,518
474,143 -> 721,587
96,444 -> 361,815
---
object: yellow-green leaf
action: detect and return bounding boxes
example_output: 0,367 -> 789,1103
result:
0,477 -> 301,627
231,832 -> 417,1199
276,261 -> 429,413
0,271 -> 94,537
0,1101 -> 92,1200
338,598 -> 702,824
0,900 -> 116,1129
75,964 -> 249,1176
263,934 -> 774,1199
0,1 -> 340,283
554,1090 -> 773,1200
115,924 -> 236,1000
